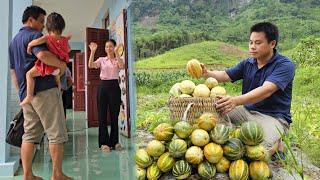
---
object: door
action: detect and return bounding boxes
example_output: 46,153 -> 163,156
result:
108,9 -> 131,137
73,52 -> 85,111
86,27 -> 109,127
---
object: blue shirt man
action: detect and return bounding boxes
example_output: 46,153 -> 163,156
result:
201,22 -> 295,157
9,5 -> 70,180
226,50 -> 295,124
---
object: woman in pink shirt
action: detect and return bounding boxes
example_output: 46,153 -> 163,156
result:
88,39 -> 124,152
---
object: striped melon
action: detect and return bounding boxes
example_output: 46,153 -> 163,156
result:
157,152 -> 175,172
223,138 -> 245,161
239,121 -> 264,146
174,121 -> 193,139
203,143 -> 223,163
246,144 -> 268,161
187,59 -> 202,78
147,163 -> 161,180
146,140 -> 165,157
210,124 -> 231,144
136,167 -> 146,180
185,146 -> 204,165
229,159 -> 249,180
216,157 -> 230,173
135,149 -> 153,168
197,113 -> 218,131
191,129 -> 210,147
153,123 -> 174,142
169,139 -> 187,158
204,77 -> 218,89
249,161 -> 270,180
172,160 -> 192,180
198,161 -> 216,179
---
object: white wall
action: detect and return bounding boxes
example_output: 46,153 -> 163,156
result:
8,0 -> 32,128
0,0 -> 22,176
91,0 -> 131,28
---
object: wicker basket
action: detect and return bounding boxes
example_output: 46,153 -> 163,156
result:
168,97 -> 219,123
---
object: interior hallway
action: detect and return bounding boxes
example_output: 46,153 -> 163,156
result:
9,110 -> 135,180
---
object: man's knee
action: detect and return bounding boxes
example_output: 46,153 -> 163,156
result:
223,106 -> 249,126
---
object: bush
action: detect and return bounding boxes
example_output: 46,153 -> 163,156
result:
292,36 -> 320,67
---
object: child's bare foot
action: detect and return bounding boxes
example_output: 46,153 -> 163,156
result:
20,96 -> 33,106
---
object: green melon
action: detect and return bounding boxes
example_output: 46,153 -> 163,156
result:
135,149 -> 153,168
223,138 -> 245,161
172,160 -> 192,180
239,121 -> 264,146
169,139 -> 187,158
174,121 -> 193,139
210,124 -> 231,145
198,161 -> 216,179
157,152 -> 175,172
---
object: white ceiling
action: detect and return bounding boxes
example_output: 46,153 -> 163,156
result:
33,0 -> 105,42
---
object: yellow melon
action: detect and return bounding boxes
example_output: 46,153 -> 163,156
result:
187,59 -> 203,78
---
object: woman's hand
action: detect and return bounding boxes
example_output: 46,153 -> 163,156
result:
89,42 -> 98,52
88,42 -> 98,69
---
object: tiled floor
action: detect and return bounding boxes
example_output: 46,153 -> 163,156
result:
8,110 -> 136,180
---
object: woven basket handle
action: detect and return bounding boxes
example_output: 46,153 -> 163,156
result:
182,103 -> 194,122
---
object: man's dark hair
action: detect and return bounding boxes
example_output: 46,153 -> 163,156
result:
46,12 -> 65,34
22,5 -> 46,24
250,22 -> 279,47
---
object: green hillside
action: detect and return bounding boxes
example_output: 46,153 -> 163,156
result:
136,41 -> 247,69
132,0 -> 320,59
